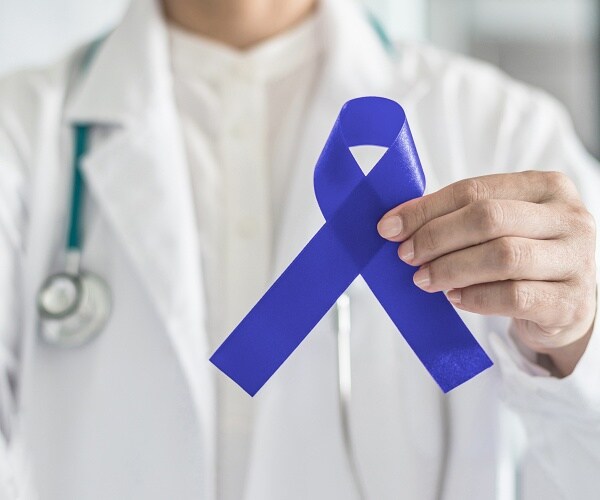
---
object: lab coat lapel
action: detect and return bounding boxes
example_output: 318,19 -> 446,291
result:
64,0 -> 216,474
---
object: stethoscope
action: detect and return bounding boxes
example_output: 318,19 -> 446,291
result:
36,123 -> 112,347
331,13 -> 393,499
334,294 -> 367,498
33,11 -> 390,351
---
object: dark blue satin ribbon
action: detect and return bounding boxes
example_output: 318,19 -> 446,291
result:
210,97 -> 493,396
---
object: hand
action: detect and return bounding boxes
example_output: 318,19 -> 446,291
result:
377,171 -> 597,377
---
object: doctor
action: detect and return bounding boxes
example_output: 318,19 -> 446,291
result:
0,0 -> 599,498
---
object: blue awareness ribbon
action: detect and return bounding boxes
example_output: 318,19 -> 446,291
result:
210,97 -> 493,396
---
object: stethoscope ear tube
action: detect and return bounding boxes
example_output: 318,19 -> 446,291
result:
334,291 -> 451,500
335,294 -> 366,500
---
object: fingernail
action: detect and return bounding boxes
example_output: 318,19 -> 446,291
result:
413,266 -> 431,289
446,289 -> 462,304
398,240 -> 414,262
378,216 -> 403,239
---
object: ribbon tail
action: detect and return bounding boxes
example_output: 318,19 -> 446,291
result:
210,224 -> 361,396
362,242 -> 493,392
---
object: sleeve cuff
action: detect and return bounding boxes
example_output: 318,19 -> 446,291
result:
488,311 -> 600,425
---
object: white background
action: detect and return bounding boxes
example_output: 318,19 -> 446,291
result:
0,0 -> 127,75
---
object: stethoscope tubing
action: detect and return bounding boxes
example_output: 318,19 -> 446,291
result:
335,294 -> 366,499
37,121 -> 111,347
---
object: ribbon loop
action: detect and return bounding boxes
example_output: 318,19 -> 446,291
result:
211,97 -> 492,396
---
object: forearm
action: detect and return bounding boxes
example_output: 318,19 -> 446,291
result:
490,311 -> 600,499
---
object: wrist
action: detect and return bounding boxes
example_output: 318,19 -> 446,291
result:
543,319 -> 595,377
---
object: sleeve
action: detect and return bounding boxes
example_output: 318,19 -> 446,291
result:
487,87 -> 600,499
0,76 -> 33,499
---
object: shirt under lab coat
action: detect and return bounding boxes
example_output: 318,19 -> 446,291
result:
168,16 -> 323,500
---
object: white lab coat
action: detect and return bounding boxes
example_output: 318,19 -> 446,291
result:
1,0 -> 600,499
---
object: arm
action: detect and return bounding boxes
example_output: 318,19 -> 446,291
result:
379,89 -> 600,498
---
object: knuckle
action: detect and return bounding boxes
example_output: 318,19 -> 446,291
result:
566,206 -> 596,270
429,259 -> 452,285
544,171 -> 568,189
452,179 -> 487,207
568,281 -> 595,324
472,200 -> 504,235
415,224 -> 439,254
570,299 -> 587,325
573,205 -> 596,236
543,171 -> 577,198
494,238 -> 526,274
572,302 -> 593,328
412,199 -> 430,228
555,210 -> 575,235
470,287 -> 491,310
582,210 -> 597,235
509,282 -> 536,314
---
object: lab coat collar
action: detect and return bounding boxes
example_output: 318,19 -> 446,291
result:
65,0 -> 208,347
64,0 -> 399,127
65,0 -> 168,126
64,0 -> 208,340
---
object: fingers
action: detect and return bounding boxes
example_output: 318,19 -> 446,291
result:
398,200 -> 568,266
412,237 -> 574,293
374,171 -> 596,362
447,280 -> 594,350
377,171 -> 579,241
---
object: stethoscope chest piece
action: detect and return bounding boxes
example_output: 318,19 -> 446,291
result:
37,271 -> 111,348
37,121 -> 112,348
